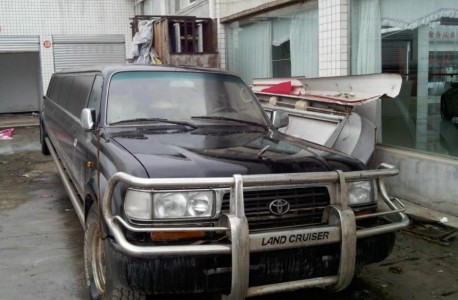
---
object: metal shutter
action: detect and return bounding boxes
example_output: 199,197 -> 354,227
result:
52,35 -> 126,71
0,35 -> 39,52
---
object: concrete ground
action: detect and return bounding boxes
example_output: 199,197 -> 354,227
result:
0,123 -> 457,300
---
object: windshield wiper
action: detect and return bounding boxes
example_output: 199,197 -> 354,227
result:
109,118 -> 197,129
191,116 -> 268,130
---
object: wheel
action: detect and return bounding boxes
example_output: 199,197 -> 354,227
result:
84,207 -> 146,300
40,122 -> 50,155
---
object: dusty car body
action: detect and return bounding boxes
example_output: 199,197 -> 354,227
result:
40,64 -> 408,299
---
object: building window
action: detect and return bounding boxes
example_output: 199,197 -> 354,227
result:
272,41 -> 291,77
181,0 -> 196,9
352,0 -> 458,158
226,2 -> 318,84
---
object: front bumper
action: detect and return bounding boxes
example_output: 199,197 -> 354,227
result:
102,164 -> 409,298
106,230 -> 395,295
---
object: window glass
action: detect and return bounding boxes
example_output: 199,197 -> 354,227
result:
50,76 -> 62,102
106,71 -> 268,126
350,0 -> 458,158
46,76 -> 56,98
68,75 -> 95,117
226,2 -> 318,84
272,41 -> 291,77
87,75 -> 103,119
54,76 -> 74,108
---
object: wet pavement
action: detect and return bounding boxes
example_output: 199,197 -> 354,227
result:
0,126 -> 85,300
0,125 -> 457,300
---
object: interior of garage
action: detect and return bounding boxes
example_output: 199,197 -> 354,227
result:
0,52 -> 41,113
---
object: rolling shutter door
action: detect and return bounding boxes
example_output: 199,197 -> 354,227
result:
0,35 -> 39,52
0,36 -> 40,112
52,35 -> 126,71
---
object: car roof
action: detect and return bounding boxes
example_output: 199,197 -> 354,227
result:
53,64 -> 235,77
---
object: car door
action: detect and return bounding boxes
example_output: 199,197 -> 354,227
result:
74,74 -> 103,194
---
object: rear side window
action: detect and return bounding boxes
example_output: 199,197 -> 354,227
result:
87,75 -> 103,119
56,76 -> 74,109
50,76 -> 62,101
46,76 -> 56,98
67,75 -> 95,117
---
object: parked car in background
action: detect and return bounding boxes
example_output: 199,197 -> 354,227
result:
40,64 -> 408,300
441,82 -> 458,120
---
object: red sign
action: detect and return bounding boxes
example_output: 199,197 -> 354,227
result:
429,29 -> 457,41
43,40 -> 52,48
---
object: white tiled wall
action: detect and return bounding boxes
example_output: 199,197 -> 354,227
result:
319,0 -> 349,77
0,0 -> 134,91
215,0 -> 226,69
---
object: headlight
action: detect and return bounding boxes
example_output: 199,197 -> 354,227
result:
347,181 -> 374,206
124,189 -> 215,221
153,191 -> 214,219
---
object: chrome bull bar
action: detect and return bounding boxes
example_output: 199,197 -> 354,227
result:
101,164 -> 409,298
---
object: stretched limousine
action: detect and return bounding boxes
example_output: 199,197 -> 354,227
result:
40,64 -> 408,300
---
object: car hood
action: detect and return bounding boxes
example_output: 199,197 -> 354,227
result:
106,127 -> 364,178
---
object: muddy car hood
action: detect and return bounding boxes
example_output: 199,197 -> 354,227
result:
107,127 -> 364,178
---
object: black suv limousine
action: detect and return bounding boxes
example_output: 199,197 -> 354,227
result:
40,64 -> 409,300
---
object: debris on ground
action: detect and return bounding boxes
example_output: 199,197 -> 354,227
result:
388,266 -> 404,274
0,128 -> 14,140
402,217 -> 458,245
380,257 -> 420,267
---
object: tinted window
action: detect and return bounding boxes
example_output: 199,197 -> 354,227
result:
50,76 -> 62,101
67,75 -> 95,117
87,75 -> 103,119
46,76 -> 56,98
106,71 -> 267,126
56,76 -> 74,108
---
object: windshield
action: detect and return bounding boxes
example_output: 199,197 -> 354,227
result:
106,71 -> 269,127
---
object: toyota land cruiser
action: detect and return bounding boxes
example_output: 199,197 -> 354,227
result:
40,64 -> 409,299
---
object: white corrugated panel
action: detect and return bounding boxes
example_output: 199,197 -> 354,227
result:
52,35 -> 126,71
0,36 -> 39,52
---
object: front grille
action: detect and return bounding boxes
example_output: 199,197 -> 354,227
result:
221,186 -> 330,231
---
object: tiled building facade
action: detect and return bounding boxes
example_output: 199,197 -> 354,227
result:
0,0 -> 134,93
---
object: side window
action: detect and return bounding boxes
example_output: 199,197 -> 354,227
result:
68,75 -> 95,117
57,76 -> 74,109
87,75 -> 103,119
46,76 -> 56,98
50,76 -> 62,101
68,77 -> 82,116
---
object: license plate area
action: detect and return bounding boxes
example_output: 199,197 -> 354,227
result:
250,226 -> 341,252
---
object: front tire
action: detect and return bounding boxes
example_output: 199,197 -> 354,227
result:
84,207 -> 145,300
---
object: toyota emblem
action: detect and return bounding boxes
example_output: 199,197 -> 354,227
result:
269,199 -> 290,216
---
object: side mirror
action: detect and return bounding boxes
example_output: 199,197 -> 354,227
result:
81,108 -> 96,131
271,109 -> 289,129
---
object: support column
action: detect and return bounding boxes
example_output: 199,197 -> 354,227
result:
319,0 -> 349,77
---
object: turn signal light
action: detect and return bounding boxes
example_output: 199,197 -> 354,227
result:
354,210 -> 373,217
151,231 -> 205,241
